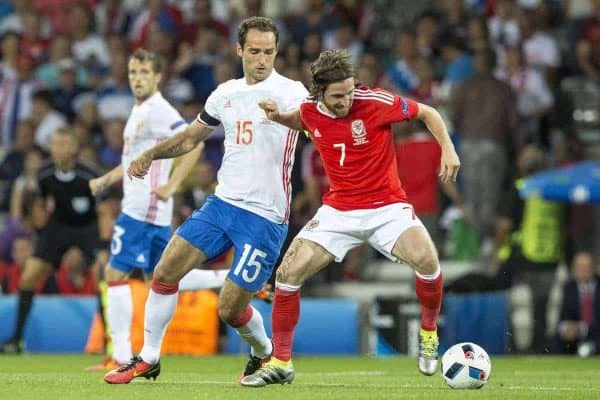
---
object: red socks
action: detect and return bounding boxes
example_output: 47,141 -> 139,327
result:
272,288 -> 300,362
415,272 -> 443,331
151,279 -> 178,295
229,305 -> 253,328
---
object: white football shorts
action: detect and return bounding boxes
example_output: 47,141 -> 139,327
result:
296,202 -> 425,262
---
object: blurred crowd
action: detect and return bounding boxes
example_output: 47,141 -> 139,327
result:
1,0 -> 600,351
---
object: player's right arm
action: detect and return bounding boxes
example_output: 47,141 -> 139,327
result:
127,120 -> 213,179
89,165 -> 123,195
259,99 -> 303,131
416,102 -> 460,183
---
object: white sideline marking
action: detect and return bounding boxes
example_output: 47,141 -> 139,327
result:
499,386 -> 600,392
302,371 -> 386,376
154,380 -> 598,392
513,370 -> 600,375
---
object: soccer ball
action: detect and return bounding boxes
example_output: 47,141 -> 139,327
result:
441,342 -> 491,389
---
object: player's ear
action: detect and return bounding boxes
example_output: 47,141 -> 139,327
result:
236,43 -> 243,58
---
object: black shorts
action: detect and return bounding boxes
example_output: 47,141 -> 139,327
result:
34,219 -> 100,267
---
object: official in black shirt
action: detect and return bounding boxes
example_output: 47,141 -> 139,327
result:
1,127 -> 101,353
34,156 -> 99,266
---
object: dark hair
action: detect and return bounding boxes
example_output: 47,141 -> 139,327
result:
309,49 -> 355,100
0,30 -> 20,44
238,16 -> 279,48
32,89 -> 55,108
439,33 -> 466,52
129,48 -> 162,73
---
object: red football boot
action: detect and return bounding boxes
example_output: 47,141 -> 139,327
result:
104,356 -> 160,384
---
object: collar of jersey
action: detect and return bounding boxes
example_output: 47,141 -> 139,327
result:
54,169 -> 76,182
135,91 -> 161,108
316,101 -> 341,119
243,69 -> 278,87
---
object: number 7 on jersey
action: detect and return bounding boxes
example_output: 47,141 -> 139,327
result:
333,143 -> 345,166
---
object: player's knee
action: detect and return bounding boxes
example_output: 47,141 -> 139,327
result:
410,248 -> 439,275
152,263 -> 178,284
275,265 -> 303,286
218,304 -> 238,326
104,264 -> 127,283
152,266 -> 168,282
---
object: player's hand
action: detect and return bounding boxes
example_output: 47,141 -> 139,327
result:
439,146 -> 460,183
258,99 -> 279,121
153,184 -> 176,201
127,152 -> 153,180
89,176 -> 107,195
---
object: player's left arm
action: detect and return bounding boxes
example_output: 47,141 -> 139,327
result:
153,142 -> 205,201
128,120 -> 213,179
89,165 -> 123,196
416,102 -> 460,183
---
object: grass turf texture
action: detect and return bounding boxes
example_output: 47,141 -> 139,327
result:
0,355 -> 598,400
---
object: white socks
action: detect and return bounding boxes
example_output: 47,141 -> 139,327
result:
179,269 -> 228,291
139,287 -> 178,364
107,284 -> 133,365
236,306 -> 272,359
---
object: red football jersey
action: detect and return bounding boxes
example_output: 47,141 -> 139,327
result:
300,86 -> 419,211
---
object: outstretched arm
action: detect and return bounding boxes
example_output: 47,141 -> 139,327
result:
417,102 -> 460,183
259,100 -> 303,131
89,165 -> 123,195
128,120 -> 213,179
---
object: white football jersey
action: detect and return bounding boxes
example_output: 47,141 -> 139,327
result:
197,70 -> 308,224
122,91 -> 187,226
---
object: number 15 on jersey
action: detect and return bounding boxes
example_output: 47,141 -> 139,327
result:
236,121 -> 253,145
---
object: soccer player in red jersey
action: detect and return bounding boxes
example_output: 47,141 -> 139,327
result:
241,49 -> 460,387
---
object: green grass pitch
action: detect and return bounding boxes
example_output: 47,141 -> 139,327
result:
1,355 -> 599,400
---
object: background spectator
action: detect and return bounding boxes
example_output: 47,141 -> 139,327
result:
452,49 -> 518,247
557,251 -> 600,355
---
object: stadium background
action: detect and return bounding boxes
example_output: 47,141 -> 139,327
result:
0,0 -> 600,361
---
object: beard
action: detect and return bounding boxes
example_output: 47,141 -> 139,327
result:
332,104 -> 348,116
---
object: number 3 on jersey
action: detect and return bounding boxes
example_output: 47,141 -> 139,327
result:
236,120 -> 253,144
233,244 -> 266,283
111,225 -> 125,255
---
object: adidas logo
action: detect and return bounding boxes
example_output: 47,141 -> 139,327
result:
136,254 -> 146,263
313,129 -> 321,138
224,100 -> 232,108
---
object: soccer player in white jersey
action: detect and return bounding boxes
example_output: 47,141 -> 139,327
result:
104,17 -> 308,384
86,49 -> 229,371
